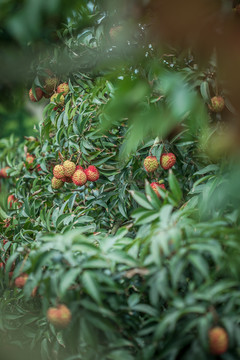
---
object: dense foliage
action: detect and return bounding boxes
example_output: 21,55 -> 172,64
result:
1,1 -> 240,359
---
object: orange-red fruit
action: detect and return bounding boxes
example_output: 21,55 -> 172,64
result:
8,195 -> 16,208
210,96 -> 225,113
63,161 -> 76,177
47,304 -> 71,329
84,165 -> 99,182
29,87 -> 43,102
15,273 -> 28,288
53,165 -> 65,179
209,327 -> 228,355
76,165 -> 84,171
62,176 -> 73,183
51,177 -> 64,189
143,156 -> 158,173
72,170 -> 87,186
150,182 -> 166,198
26,153 -> 35,165
0,166 -> 10,178
57,83 -> 69,96
160,153 -> 176,170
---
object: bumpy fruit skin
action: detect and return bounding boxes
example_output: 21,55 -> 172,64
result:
209,327 -> 228,355
62,176 -> 73,183
29,87 -> 43,102
44,77 -> 58,94
160,153 -> 176,170
51,177 -> 64,189
57,83 -> 69,96
0,166 -> 10,178
63,161 -> 76,177
84,165 -> 99,182
26,153 -> 35,165
50,93 -> 64,107
72,170 -> 87,186
15,273 -> 28,288
150,182 -> 166,198
53,165 -> 65,179
47,304 -> 71,329
76,165 -> 84,171
209,96 -> 225,113
144,156 -> 158,173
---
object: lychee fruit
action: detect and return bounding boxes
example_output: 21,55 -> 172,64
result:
143,156 -> 158,173
26,153 -> 35,165
50,93 -> 64,107
160,153 -> 176,170
150,182 -> 166,198
84,165 -> 99,182
209,96 -> 225,113
72,170 -> 87,186
63,160 -> 76,177
57,83 -> 69,96
44,77 -> 58,94
62,176 -> 73,183
53,165 -> 65,179
51,177 -> 64,189
76,165 -> 84,171
15,273 -> 28,288
0,166 -> 10,178
209,327 -> 228,355
47,304 -> 71,329
29,87 -> 43,102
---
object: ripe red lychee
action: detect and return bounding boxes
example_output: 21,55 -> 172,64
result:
150,182 -> 166,198
47,304 -> 71,329
29,87 -> 43,102
0,166 -> 10,178
57,83 -> 69,96
51,177 -> 64,189
50,93 -> 64,107
44,77 -> 58,94
209,327 -> 228,355
72,170 -> 87,186
143,156 -> 158,173
62,176 -> 73,183
15,273 -> 28,288
53,165 -> 65,179
160,153 -> 176,170
26,153 -> 35,165
63,161 -> 76,177
76,165 -> 84,171
84,165 -> 99,182
209,96 -> 225,113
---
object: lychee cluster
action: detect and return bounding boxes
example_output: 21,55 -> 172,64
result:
51,160 -> 99,190
28,72 -> 69,109
143,152 -> 176,198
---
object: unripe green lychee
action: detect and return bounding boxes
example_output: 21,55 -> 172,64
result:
209,327 -> 228,355
143,156 -> 158,173
47,304 -> 71,329
150,182 -> 166,198
53,165 -> 65,179
63,161 -> 76,177
72,170 -> 87,186
57,83 -> 69,96
44,77 -> 58,93
160,153 -> 176,170
51,177 -> 64,189
209,96 -> 225,113
84,165 -> 99,181
29,88 -> 43,102
15,273 -> 28,288
50,93 -> 64,107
